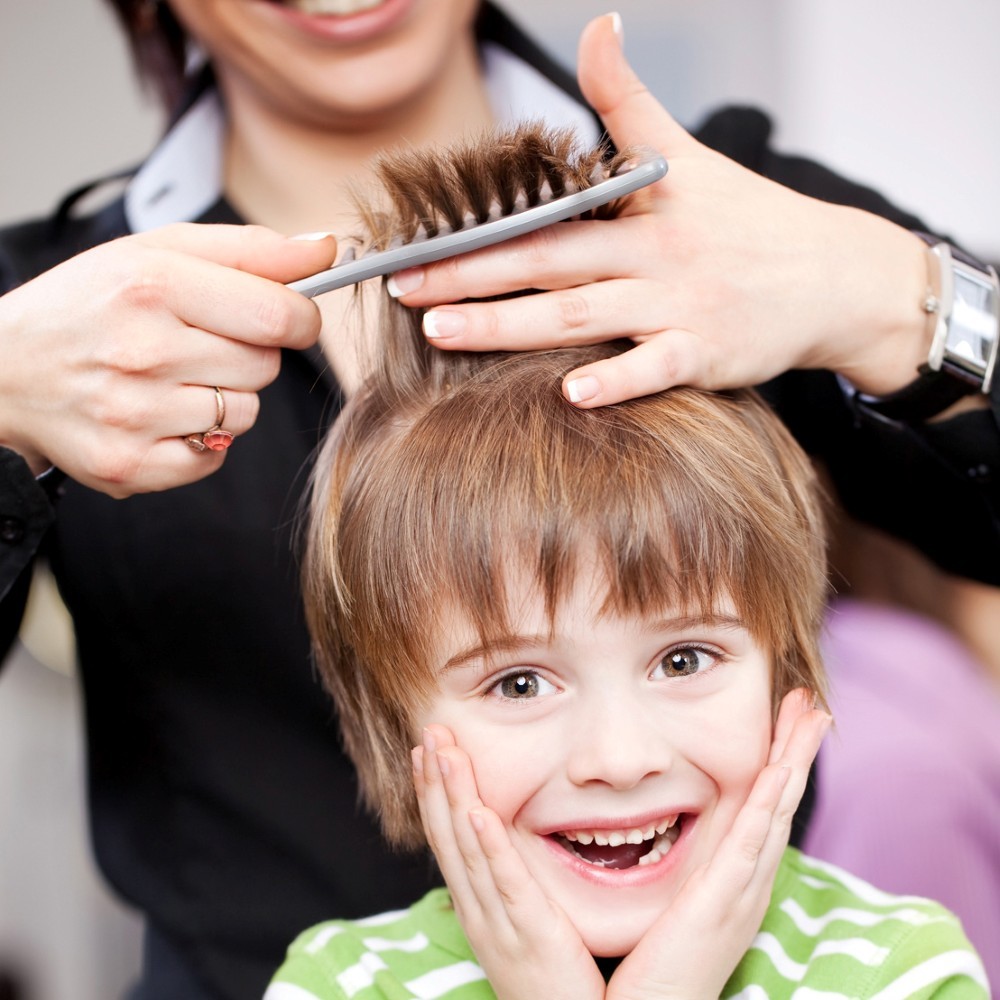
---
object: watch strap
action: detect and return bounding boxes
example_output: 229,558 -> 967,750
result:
853,363 -> 977,422
853,233 -> 998,421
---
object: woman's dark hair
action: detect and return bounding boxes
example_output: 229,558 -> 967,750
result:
103,0 -> 189,113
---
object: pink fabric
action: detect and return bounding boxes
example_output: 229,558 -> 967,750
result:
804,599 -> 1000,984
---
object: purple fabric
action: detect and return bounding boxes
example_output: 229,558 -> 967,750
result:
804,598 -> 1000,984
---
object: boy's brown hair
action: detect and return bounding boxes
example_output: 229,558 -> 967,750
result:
303,126 -> 829,849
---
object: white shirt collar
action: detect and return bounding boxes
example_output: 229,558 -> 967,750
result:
124,42 -> 599,234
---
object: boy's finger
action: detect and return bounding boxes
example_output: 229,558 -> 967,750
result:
701,762 -> 791,902
468,806 -> 559,935
700,707 -> 830,906
750,710 -> 833,887
414,731 -> 475,903
437,747 -> 540,931
768,688 -> 814,765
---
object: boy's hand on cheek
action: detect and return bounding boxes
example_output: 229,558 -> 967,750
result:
413,725 -> 606,1000
606,690 -> 831,1000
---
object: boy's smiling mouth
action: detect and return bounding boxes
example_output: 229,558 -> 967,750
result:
552,815 -> 683,870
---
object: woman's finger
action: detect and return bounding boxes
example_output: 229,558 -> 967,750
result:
387,216 -> 645,309
561,330 -> 713,406
420,278 -> 667,352
125,245 -> 324,351
576,13 -> 700,161
132,222 -> 337,285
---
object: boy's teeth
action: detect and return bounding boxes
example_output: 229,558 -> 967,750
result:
559,815 -> 680,847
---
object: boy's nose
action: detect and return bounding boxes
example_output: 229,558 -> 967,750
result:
564,697 -> 670,790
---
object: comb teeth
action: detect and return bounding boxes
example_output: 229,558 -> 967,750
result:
352,122 -> 634,257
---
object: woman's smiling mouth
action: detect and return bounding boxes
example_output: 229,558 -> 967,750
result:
552,815 -> 683,870
272,0 -> 389,12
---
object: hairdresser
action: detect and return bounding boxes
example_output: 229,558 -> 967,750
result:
0,3 -> 997,998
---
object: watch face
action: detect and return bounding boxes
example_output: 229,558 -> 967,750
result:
947,261 -> 999,378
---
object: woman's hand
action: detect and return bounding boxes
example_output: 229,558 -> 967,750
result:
389,14 -> 929,405
605,690 -> 831,1000
413,725 -> 606,1000
0,223 -> 335,496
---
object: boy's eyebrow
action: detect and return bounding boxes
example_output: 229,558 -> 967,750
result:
642,612 -> 748,635
441,635 -> 548,674
440,612 -> 748,673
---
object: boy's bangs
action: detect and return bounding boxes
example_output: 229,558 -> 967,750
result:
338,354 -> 823,699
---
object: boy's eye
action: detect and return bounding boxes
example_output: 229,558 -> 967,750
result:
656,646 -> 720,678
493,670 -> 554,700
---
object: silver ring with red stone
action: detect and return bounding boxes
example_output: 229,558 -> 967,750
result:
184,386 -> 235,453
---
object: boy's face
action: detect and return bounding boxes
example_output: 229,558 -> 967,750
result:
414,569 -> 773,958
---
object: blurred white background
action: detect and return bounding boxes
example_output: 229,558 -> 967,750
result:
1,2 -> 998,998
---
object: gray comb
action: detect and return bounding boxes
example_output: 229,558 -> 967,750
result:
288,150 -> 667,298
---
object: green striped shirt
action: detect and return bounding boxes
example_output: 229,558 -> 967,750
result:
265,848 -> 988,999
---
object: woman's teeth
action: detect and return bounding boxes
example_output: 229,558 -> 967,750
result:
557,816 -> 682,869
284,0 -> 387,14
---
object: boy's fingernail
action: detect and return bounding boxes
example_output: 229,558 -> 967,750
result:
609,11 -> 624,46
423,310 -> 466,339
422,728 -> 437,753
387,268 -> 425,297
566,375 -> 601,403
291,231 -> 335,241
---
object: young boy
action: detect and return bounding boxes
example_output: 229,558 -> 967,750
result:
267,130 -> 987,999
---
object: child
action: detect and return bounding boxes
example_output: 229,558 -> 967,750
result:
267,129 -> 988,999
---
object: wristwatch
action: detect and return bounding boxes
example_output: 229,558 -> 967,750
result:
854,233 -> 999,421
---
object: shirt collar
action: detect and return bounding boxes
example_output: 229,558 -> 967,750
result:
124,43 -> 600,234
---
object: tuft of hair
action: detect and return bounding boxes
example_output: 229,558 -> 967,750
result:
304,125 -> 830,850
355,121 -> 634,248
344,122 -> 640,404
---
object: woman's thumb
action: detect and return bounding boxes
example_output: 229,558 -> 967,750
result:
577,13 -> 696,157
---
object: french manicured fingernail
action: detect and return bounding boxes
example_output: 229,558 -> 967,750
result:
436,751 -> 450,777
609,11 -> 624,46
778,765 -> 791,788
566,375 -> 601,403
423,309 -> 466,339
387,268 -> 425,297
422,728 -> 437,753
291,231 -> 335,241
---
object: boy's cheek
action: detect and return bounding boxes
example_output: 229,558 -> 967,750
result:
689,715 -> 772,800
457,728 -> 553,819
